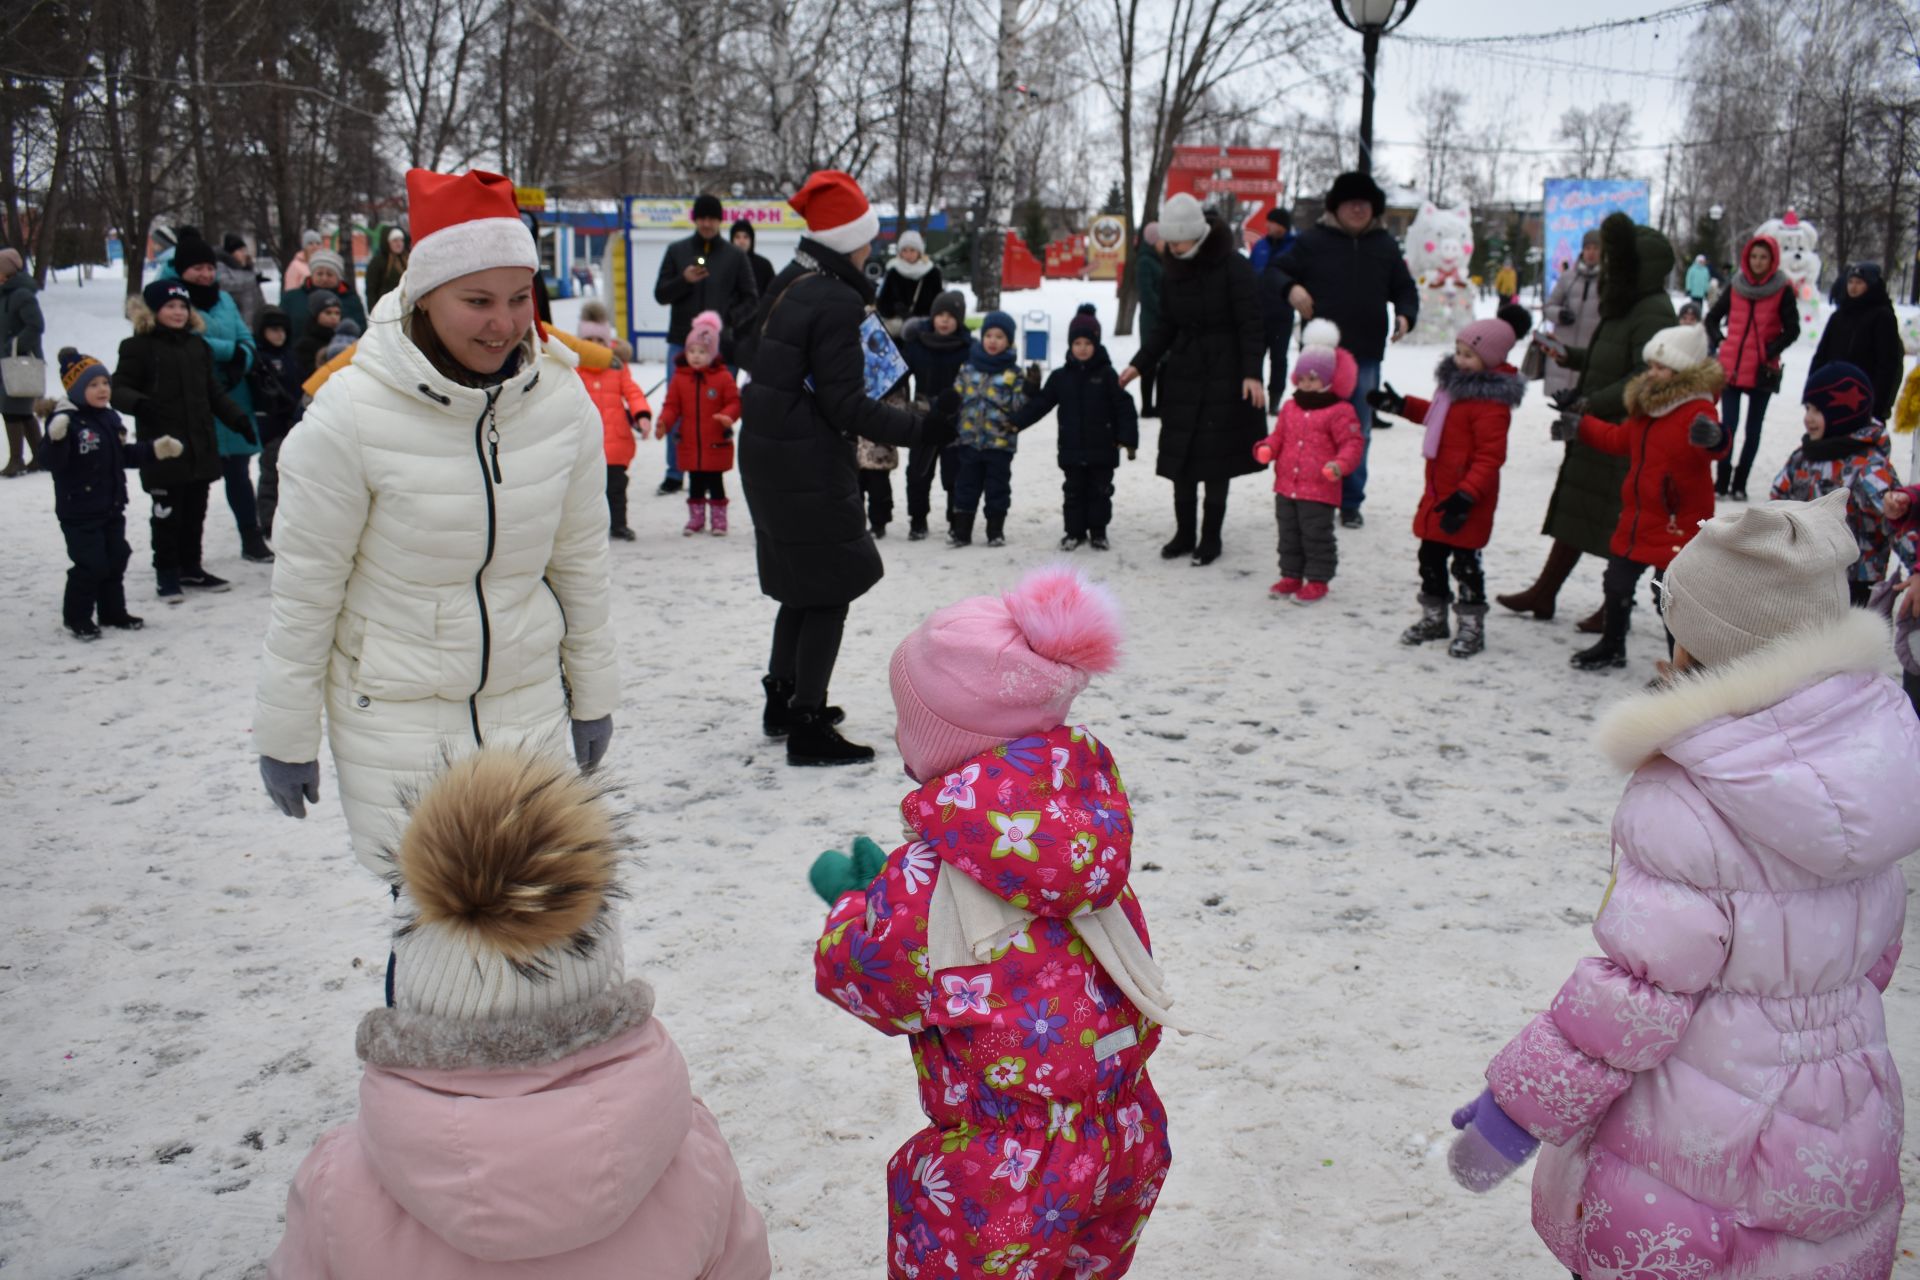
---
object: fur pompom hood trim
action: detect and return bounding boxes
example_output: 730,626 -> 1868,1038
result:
1624,358 -> 1725,418
356,976 -> 656,1070
1432,357 -> 1525,406
1594,609 -> 1898,772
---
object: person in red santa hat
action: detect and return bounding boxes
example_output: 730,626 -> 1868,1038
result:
253,166 -> 621,890
739,169 -> 961,767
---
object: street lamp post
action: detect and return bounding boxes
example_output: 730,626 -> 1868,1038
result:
1708,202 -> 1726,279
1330,0 -> 1421,174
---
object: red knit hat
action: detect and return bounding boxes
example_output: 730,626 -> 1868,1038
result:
790,170 -> 880,256
403,168 -> 539,302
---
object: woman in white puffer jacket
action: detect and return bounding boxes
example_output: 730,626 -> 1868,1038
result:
254,168 -> 618,875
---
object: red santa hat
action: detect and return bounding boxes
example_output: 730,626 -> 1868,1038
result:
790,170 -> 880,257
403,168 -> 540,302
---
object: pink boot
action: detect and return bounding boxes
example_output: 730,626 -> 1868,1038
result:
709,498 -> 729,536
683,499 -> 707,536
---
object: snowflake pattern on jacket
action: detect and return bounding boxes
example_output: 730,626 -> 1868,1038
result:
816,725 -> 1171,1280
1771,423 -> 1915,585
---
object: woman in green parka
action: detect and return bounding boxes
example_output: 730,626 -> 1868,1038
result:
1497,213 -> 1677,629
1135,223 -> 1165,418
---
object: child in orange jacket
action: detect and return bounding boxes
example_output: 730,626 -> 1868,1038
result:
574,302 -> 652,541
656,310 -> 742,537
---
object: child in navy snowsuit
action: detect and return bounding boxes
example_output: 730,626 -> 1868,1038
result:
1012,304 -> 1139,550
248,306 -> 304,540
40,350 -> 178,639
900,290 -> 975,540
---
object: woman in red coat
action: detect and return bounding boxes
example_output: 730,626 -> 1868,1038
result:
1704,233 -> 1797,499
656,310 -> 742,536
1554,323 -> 1728,671
1371,306 -> 1530,659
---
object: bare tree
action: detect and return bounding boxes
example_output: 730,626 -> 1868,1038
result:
1555,102 -> 1637,179
1416,87 -> 1467,203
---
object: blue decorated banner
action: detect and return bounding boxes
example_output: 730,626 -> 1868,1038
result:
1543,179 -> 1652,295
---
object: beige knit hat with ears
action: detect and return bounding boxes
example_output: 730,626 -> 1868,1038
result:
1662,489 -> 1859,667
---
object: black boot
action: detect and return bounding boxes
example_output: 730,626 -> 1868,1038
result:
1400,594 -> 1450,645
1729,461 -> 1752,502
1571,597 -> 1631,671
1162,487 -> 1196,558
985,517 -> 1006,548
787,707 -> 875,766
1714,461 -> 1730,497
761,675 -> 844,738
241,527 -> 275,563
947,513 -> 975,547
909,516 -> 929,541
1448,603 -> 1487,659
1192,497 -> 1224,565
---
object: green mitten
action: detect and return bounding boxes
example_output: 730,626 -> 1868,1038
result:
850,836 -> 888,884
809,836 -> 890,905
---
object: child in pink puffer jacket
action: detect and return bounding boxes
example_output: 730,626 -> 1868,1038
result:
1449,489 -> 1920,1279
1253,319 -> 1364,605
812,565 -> 1178,1280
269,749 -> 769,1280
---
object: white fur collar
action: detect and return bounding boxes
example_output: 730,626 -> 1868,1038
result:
1594,609 -> 1897,772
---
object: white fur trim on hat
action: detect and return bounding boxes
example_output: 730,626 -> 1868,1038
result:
812,206 -> 881,256
1642,323 -> 1710,371
406,215 -> 539,301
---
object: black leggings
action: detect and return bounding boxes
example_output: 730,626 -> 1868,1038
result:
770,603 -> 850,709
1417,539 -> 1485,604
688,471 -> 727,501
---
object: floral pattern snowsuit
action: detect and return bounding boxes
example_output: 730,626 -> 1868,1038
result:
816,726 -> 1172,1280
1770,424 -> 1916,586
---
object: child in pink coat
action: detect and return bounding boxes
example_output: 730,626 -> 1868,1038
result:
1448,490 -> 1920,1280
813,565 -> 1177,1280
269,749 -> 770,1280
1253,319 -> 1364,605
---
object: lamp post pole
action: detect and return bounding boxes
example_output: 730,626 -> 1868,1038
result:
1331,0 -> 1420,174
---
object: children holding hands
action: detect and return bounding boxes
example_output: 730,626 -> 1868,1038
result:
1253,319 -> 1364,604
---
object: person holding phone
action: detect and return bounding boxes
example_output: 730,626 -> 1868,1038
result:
653,194 -> 760,495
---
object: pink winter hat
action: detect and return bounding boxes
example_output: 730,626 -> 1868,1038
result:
684,309 -> 723,358
1456,304 -> 1533,367
891,566 -> 1123,782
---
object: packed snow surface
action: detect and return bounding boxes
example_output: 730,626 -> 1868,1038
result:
5,271 -> 1920,1276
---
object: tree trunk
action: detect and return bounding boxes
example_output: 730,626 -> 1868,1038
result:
974,0 -> 1023,313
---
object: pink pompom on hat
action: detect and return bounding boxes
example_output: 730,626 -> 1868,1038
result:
683,309 -> 723,358
1292,319 -> 1358,399
891,566 -> 1124,783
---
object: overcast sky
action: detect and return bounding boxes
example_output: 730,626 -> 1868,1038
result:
1344,0 -> 1695,204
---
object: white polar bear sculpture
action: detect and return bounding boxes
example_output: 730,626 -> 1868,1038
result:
1405,202 -> 1476,344
1754,209 -> 1823,344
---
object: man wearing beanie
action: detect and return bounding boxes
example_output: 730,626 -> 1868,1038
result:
1273,171 -> 1420,526
269,748 -> 771,1278
652,193 -> 759,495
1459,495 -> 1920,1278
1772,361 -> 1911,604
282,242 -> 367,343
1252,205 -> 1298,401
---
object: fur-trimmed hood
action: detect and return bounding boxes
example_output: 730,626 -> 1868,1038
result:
124,294 -> 207,337
1623,358 -> 1724,417
1432,356 -> 1525,405
1595,609 -> 1918,879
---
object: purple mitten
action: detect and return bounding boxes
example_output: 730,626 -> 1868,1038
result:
1447,1089 -> 1538,1193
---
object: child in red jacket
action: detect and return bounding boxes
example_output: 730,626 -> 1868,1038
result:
573,302 -> 653,541
1253,320 -> 1364,605
1550,324 -> 1729,671
1369,305 -> 1530,658
655,310 -> 741,536
811,566 -> 1176,1280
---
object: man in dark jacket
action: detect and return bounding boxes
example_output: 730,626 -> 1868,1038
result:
0,246 -> 45,475
1251,207 -> 1297,402
652,193 -> 760,493
1274,172 -> 1419,526
739,170 -> 954,767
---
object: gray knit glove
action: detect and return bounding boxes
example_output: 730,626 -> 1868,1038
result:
1550,411 -> 1582,442
571,715 -> 614,772
260,756 -> 320,818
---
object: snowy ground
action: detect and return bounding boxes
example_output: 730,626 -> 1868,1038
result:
5,271 -> 1920,1278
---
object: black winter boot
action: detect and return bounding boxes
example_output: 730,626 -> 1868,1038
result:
909,516 -> 929,541
761,675 -> 844,738
948,513 -> 975,547
1192,497 -> 1224,565
787,707 -> 876,766
985,517 -> 1006,548
1400,594 -> 1450,645
241,527 -> 275,563
1571,598 -> 1631,671
1448,603 -> 1487,659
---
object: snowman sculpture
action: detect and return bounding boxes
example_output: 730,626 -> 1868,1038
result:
1404,202 -> 1477,344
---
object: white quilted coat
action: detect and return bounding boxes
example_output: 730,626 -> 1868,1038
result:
254,281 -> 618,873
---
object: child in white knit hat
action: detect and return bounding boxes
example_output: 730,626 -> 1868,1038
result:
270,748 -> 769,1279
1551,323 -> 1729,672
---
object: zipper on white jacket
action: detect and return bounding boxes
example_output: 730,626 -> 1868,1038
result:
468,388 -> 502,745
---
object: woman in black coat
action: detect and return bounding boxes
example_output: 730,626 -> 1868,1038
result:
1120,200 -> 1266,565
740,178 -> 956,767
111,279 -> 255,601
1810,263 -> 1906,419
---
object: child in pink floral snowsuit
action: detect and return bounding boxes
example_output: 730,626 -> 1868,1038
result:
1447,491 -> 1920,1280
814,566 -> 1174,1280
